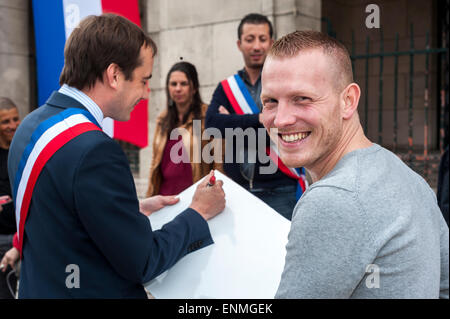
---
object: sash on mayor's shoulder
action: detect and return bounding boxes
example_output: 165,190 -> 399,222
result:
13,108 -> 102,257
220,73 -> 308,199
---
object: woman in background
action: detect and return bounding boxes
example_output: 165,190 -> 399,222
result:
146,61 -> 222,197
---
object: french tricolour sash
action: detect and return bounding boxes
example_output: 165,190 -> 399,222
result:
221,74 -> 308,199
13,108 -> 102,256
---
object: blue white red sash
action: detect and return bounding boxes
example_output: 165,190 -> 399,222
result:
13,108 -> 102,256
221,74 -> 308,199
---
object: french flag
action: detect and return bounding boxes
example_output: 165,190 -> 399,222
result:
32,0 -> 148,148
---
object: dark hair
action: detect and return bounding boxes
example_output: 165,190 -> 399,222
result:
237,13 -> 273,39
0,97 -> 17,111
162,62 -> 203,133
59,13 -> 157,90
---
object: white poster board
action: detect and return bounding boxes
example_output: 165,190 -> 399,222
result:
144,170 -> 291,299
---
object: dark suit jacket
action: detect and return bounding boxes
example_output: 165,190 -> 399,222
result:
8,92 -> 213,298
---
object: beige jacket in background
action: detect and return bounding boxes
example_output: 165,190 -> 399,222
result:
146,104 -> 224,197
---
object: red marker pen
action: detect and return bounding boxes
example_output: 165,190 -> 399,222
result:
207,173 -> 216,187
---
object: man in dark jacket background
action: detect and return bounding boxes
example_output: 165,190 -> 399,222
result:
205,13 -> 303,220
437,146 -> 449,226
0,97 -> 20,298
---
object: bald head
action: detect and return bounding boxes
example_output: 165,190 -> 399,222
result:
268,30 -> 353,93
0,97 -> 20,149
0,97 -> 17,111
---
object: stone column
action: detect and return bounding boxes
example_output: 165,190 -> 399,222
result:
0,0 -> 32,118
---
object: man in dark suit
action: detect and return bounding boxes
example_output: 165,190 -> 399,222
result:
7,14 -> 225,298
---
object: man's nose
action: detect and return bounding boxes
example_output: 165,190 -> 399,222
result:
253,39 -> 263,51
7,121 -> 18,129
273,102 -> 296,128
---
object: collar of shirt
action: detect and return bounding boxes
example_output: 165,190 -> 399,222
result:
238,68 -> 262,88
238,68 -> 263,111
58,84 -> 104,129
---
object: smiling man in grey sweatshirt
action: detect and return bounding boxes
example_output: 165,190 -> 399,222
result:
260,30 -> 449,299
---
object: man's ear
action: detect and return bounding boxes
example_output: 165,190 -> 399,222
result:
237,39 -> 242,52
341,83 -> 361,120
104,63 -> 121,89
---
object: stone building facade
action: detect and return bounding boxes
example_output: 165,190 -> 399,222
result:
0,0 -> 33,123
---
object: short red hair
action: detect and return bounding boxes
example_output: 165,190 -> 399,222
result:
268,30 -> 353,92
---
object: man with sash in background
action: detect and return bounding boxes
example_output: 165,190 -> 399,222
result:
7,13 -> 225,298
206,13 -> 306,220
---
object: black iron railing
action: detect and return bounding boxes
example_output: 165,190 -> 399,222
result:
348,24 -> 448,186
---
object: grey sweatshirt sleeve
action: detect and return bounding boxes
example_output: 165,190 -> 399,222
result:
275,186 -> 374,299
